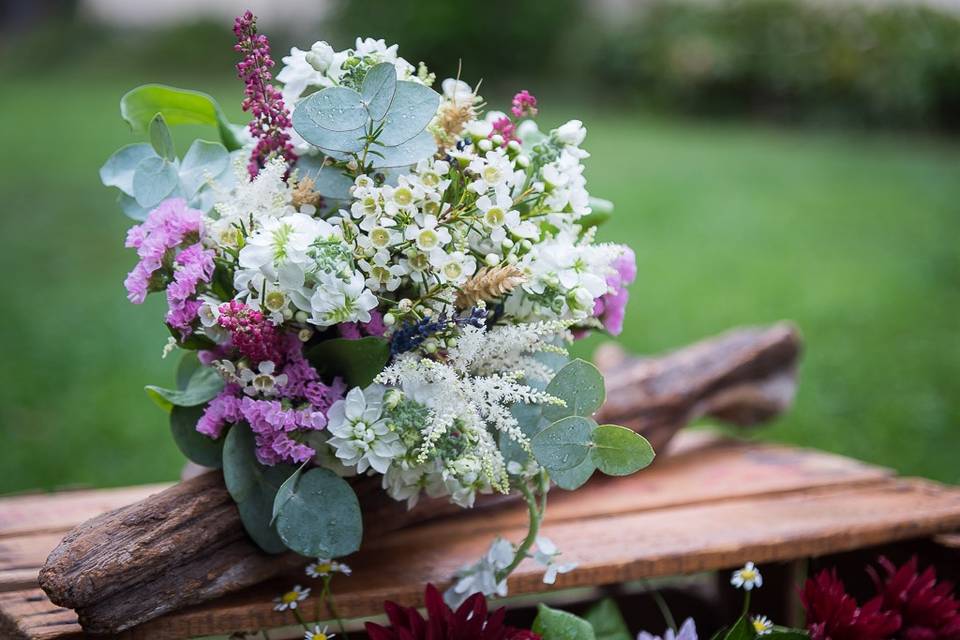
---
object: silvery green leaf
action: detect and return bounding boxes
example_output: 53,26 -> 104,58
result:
132,156 -> 179,208
144,365 -> 224,410
118,193 -> 152,221
170,404 -> 223,469
551,457 -> 596,491
189,186 -> 219,213
369,129 -> 437,168
275,467 -> 363,557
271,460 -> 308,524
361,62 -> 398,121
590,425 -> 655,476
530,415 -> 596,472
180,139 -> 230,198
293,86 -> 368,133
223,424 -> 294,554
295,154 -> 355,199
149,113 -> 176,160
541,359 -> 606,423
500,401 -> 547,467
307,124 -> 368,155
101,144 -> 157,195
377,81 -> 440,146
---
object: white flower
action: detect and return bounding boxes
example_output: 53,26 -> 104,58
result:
305,558 -> 352,578
277,42 -> 336,104
475,187 -> 537,243
751,615 -> 773,636
309,273 -> 378,327
359,252 -> 405,292
304,624 -> 335,640
403,214 -> 451,254
442,78 -> 479,104
436,251 -> 477,285
273,584 -> 310,611
467,149 -> 518,193
532,536 -> 577,585
638,618 -> 698,640
445,536 -> 514,606
239,360 -> 288,397
327,386 -> 405,474
555,119 -> 587,146
731,562 -> 763,591
239,213 -> 334,274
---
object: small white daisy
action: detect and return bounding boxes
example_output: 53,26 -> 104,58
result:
731,562 -> 763,591
305,624 -> 335,640
273,584 -> 310,611
306,558 -> 352,578
751,615 -> 774,636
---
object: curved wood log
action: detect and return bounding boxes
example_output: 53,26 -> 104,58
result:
39,323 -> 800,634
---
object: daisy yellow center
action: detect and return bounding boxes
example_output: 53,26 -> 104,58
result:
484,207 -> 505,226
443,262 -> 463,279
752,620 -> 768,633
740,569 -> 757,581
281,591 -> 299,604
265,290 -> 286,311
394,186 -> 414,206
316,563 -> 332,573
482,166 -> 502,184
311,634 -> 329,640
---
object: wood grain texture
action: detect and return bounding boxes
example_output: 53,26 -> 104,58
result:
3,438 -> 960,639
32,324 -> 801,634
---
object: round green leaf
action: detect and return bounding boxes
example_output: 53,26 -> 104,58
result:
176,352 -> 200,390
542,359 -> 606,422
179,139 -> 229,197
530,416 -> 595,472
275,467 -> 363,558
170,405 -> 223,468
361,62 -> 398,121
144,365 -> 224,409
590,425 -> 655,476
223,424 -> 295,554
132,156 -> 179,208
294,86 -> 367,132
369,129 -> 438,168
551,457 -> 596,491
305,337 -> 390,388
100,143 -> 157,196
120,84 -> 241,150
532,604 -> 596,640
377,81 -> 440,146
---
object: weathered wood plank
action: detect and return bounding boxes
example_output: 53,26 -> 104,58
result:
115,477 -> 960,640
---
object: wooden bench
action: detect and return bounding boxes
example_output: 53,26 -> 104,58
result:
3,432 -> 960,639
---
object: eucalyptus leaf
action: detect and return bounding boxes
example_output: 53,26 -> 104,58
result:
149,113 -> 176,161
298,86 -> 369,131
144,366 -> 224,409
300,122 -> 368,155
176,352 -> 201,390
312,167 -> 355,199
542,359 -> 606,422
377,81 -> 441,146
532,604 -> 596,640
170,404 -> 223,468
361,62 -> 398,121
305,337 -> 390,388
590,425 -> 655,476
369,129 -> 438,168
501,401 -> 547,468
551,457 -> 596,491
583,598 -> 631,640
120,84 -> 241,150
223,424 -> 295,554
118,193 -> 152,220
272,460 -> 308,524
530,416 -> 595,472
100,144 -> 157,195
132,156 -> 179,208
179,139 -> 230,198
275,467 -> 363,557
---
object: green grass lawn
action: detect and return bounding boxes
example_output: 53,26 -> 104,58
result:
1,72 -> 957,494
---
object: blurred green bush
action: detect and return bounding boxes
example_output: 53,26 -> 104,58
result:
593,0 -> 960,128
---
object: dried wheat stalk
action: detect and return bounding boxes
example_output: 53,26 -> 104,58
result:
455,265 -> 526,308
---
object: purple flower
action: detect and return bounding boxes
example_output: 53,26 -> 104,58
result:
217,300 -> 284,365
165,243 -> 215,335
123,198 -> 203,304
595,247 -> 637,336
511,90 -> 538,119
233,11 -> 297,178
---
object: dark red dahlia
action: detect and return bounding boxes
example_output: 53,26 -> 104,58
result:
365,584 -> 540,640
801,568 -> 901,640
869,557 -> 960,640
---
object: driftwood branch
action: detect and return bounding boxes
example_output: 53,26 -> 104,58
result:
39,323 -> 800,634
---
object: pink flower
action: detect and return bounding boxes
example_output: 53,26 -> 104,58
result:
217,300 -> 284,365
511,90 -> 538,119
233,11 -> 297,178
490,116 -> 518,145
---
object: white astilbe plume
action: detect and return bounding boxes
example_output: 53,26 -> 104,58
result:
213,157 -> 295,222
449,321 -> 571,383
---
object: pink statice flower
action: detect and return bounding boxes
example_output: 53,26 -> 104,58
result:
337,309 -> 387,340
593,247 -> 637,336
165,243 -> 215,335
233,10 -> 297,178
123,198 -> 203,304
217,300 -> 284,365
490,116 -> 518,145
511,90 -> 538,119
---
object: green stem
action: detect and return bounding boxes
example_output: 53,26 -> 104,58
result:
495,473 -> 547,583
649,587 -> 677,633
742,590 -> 752,619
323,576 -> 349,639
292,607 -> 309,631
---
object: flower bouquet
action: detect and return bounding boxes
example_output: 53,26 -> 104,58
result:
100,10 -> 651,605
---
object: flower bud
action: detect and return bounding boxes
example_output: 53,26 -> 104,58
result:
294,310 -> 309,323
478,139 -> 493,152
298,328 -> 313,342
484,253 -> 499,267
383,313 -> 396,326
567,286 -> 594,312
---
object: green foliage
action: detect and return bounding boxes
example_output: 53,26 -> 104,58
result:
532,603 -> 597,640
148,114 -> 175,161
306,337 -> 391,388
766,629 -> 809,639
530,416 -> 595,471
273,467 -> 363,557
222,424 -> 294,554
591,425 -> 655,476
144,366 -> 224,411
131,156 -> 178,209
583,598 -> 631,640
169,404 -> 223,468
551,457 -> 596,491
292,66 -> 440,169
542,359 -> 605,422
720,615 -> 756,640
120,84 -> 241,150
